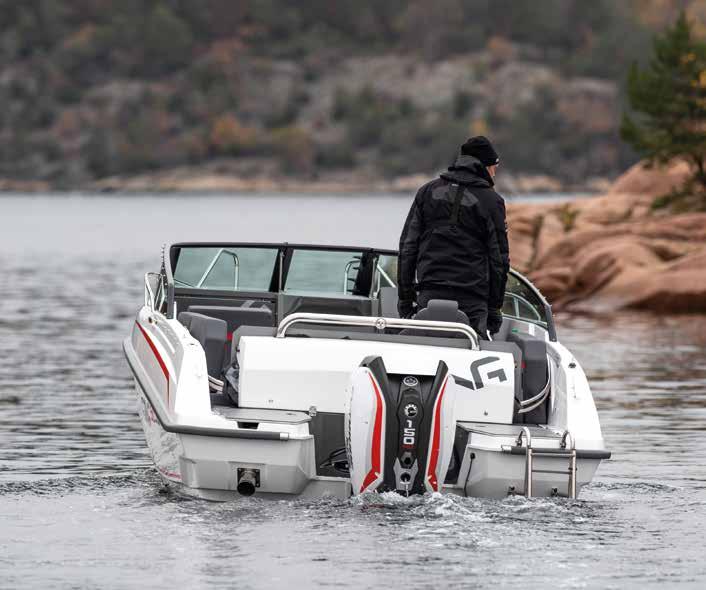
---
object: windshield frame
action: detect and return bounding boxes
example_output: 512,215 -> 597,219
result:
165,243 -> 556,342
169,242 -> 397,295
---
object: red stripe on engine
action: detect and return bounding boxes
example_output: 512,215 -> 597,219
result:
136,321 -> 170,404
426,376 -> 449,492
361,372 -> 384,493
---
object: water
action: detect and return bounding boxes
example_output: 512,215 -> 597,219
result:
1,194 -> 705,589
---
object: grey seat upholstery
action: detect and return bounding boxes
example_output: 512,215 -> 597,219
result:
178,312 -> 227,376
277,293 -> 372,323
400,299 -> 470,338
187,305 -> 273,336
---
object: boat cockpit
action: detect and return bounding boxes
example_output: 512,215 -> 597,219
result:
145,243 -> 555,425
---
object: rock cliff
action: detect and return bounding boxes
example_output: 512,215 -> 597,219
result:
507,161 -> 706,313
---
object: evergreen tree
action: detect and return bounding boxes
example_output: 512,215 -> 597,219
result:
621,12 -> 706,201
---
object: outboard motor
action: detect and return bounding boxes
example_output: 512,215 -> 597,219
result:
345,356 -> 457,496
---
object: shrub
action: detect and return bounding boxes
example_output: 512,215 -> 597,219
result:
209,114 -> 260,155
555,203 -> 580,232
270,125 -> 315,174
142,3 -> 194,74
316,142 -> 355,169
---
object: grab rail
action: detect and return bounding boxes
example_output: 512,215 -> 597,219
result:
144,273 -> 156,310
196,248 -> 240,289
516,362 -> 552,414
342,258 -> 360,294
376,264 -> 395,289
276,313 -> 480,349
144,272 -> 164,311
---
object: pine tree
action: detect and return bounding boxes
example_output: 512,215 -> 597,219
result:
621,12 -> 706,204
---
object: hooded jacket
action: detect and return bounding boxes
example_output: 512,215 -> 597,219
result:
397,154 -> 510,310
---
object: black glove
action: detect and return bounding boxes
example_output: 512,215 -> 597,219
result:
487,308 -> 503,334
397,299 -> 416,319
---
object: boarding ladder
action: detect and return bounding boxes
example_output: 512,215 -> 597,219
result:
513,427 -> 577,499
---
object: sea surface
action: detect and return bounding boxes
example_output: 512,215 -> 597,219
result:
1,194 -> 705,589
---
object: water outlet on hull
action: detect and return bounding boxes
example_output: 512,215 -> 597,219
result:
236,468 -> 260,496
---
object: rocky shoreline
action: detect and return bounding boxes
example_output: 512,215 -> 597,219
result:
508,161 -> 706,314
0,162 -> 606,195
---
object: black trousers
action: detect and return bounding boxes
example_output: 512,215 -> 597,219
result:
417,290 -> 488,338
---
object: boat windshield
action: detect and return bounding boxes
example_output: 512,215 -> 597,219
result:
174,247 -> 279,291
170,244 -> 548,327
502,272 -> 548,327
172,244 -> 394,296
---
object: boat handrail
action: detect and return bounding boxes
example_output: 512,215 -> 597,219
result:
276,312 -> 480,349
342,258 -> 360,294
516,362 -> 552,414
196,248 -> 240,289
144,272 -> 163,311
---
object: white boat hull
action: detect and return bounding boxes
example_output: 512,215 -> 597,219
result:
125,299 -> 610,501
133,379 -> 603,501
135,384 -> 352,500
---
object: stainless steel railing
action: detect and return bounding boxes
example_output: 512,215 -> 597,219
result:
276,312 -> 479,349
144,272 -> 164,311
516,362 -> 552,415
196,248 -> 240,289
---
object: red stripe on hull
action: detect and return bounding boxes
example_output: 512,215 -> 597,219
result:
426,376 -> 449,492
361,372 -> 384,493
157,465 -> 182,481
136,321 -> 170,404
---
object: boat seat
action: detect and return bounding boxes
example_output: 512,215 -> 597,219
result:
187,305 -> 274,338
178,312 -> 227,377
400,299 -> 470,338
277,293 -> 373,323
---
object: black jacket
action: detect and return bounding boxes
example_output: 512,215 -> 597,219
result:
397,154 -> 510,310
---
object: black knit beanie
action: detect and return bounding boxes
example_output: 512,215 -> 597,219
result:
460,136 -> 500,166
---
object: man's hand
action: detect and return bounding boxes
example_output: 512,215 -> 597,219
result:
487,308 -> 503,334
397,299 -> 416,319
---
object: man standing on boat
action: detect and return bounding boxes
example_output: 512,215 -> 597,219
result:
397,136 -> 509,337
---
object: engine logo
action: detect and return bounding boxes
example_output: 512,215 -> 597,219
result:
403,376 -> 419,388
404,403 -> 418,418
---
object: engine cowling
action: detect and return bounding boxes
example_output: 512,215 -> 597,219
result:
345,356 -> 457,495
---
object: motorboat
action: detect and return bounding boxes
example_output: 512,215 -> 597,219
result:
123,243 -> 610,500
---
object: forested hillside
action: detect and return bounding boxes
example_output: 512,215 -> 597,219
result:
1,0 -> 704,190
